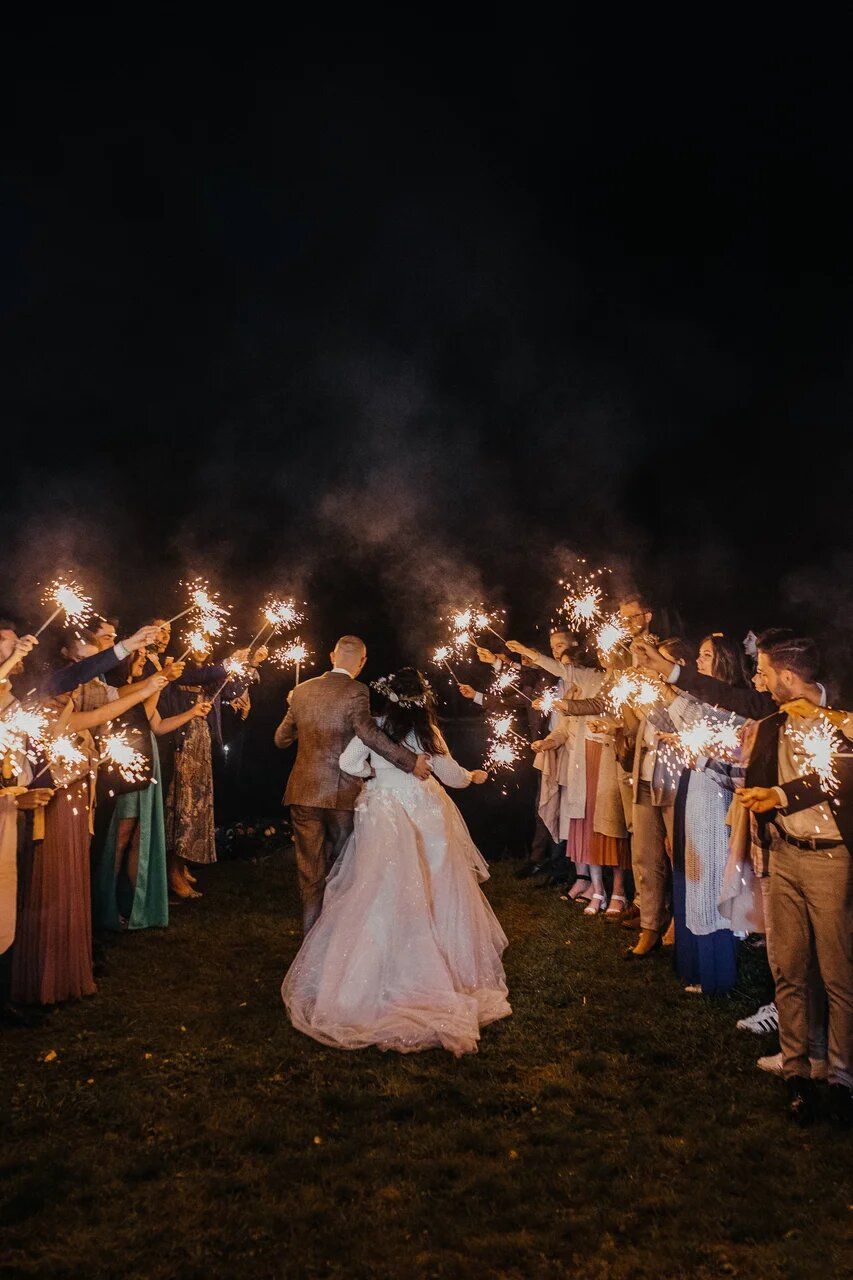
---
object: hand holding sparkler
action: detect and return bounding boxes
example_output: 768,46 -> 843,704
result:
469,769 -> 488,785
476,647 -> 499,665
458,684 -> 478,700
738,787 -> 780,814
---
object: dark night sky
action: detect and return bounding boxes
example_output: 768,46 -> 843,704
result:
3,39 -> 852,705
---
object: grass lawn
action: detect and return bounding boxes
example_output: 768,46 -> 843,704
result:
1,853 -> 849,1279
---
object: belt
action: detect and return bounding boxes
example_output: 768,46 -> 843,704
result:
771,825 -> 844,853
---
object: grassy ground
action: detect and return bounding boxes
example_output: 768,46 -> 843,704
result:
1,853 -> 849,1280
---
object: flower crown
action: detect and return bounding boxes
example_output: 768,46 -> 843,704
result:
371,673 -> 432,708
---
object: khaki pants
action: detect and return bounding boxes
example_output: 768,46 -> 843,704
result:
768,836 -> 852,1088
631,784 -> 674,933
759,875 -> 827,1062
289,806 -> 354,934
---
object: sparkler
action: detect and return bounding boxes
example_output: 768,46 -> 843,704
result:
210,656 -> 251,702
536,686 -> 562,716
35,577 -> 94,637
272,638 -> 312,685
0,705 -> 50,763
448,605 -> 506,646
249,597 -> 305,649
31,734 -> 88,783
605,672 -> 661,716
99,730 -> 148,784
484,711 -> 527,776
490,669 -> 534,704
167,578 -> 231,634
431,645 -> 462,687
666,716 -> 742,766
786,718 -> 840,794
595,613 -> 630,659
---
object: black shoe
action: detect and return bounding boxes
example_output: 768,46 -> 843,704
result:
515,860 -> 543,880
786,1077 -> 816,1127
827,1083 -> 853,1129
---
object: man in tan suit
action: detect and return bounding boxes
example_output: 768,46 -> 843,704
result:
274,635 -> 431,931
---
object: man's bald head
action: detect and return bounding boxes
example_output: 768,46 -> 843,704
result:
331,635 -> 367,676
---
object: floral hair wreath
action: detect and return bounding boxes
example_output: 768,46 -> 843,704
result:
371,673 -> 433,708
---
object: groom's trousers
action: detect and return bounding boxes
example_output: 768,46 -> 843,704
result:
289,805 -> 354,933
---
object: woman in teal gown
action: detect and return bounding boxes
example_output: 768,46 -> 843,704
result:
94,649 -> 211,931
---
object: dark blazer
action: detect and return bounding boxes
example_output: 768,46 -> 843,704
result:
275,671 -> 417,810
745,712 -> 853,852
673,667 -> 776,720
38,645 -> 124,698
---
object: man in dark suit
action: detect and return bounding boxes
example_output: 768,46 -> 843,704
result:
274,635 -> 431,932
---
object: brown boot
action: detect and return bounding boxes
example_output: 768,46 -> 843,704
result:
624,929 -> 661,959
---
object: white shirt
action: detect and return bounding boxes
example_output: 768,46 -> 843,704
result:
331,667 -> 353,678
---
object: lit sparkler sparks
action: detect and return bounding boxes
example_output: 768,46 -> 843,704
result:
447,604 -> 506,645
40,734 -> 87,779
431,645 -> 461,686
537,686 -> 562,716
484,711 -> 527,774
99,730 -> 148,784
0,705 -> 50,762
595,613 -> 630,659
786,718 -> 840,794
36,577 -> 94,637
605,672 -> 661,716
668,716 -> 742,765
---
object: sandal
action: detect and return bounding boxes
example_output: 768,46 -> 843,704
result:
583,893 -> 607,916
566,876 -> 592,902
605,894 -> 627,919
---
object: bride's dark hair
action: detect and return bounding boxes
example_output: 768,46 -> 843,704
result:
372,667 -> 446,755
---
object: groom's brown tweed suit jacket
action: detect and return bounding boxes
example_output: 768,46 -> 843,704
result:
275,670 -> 416,810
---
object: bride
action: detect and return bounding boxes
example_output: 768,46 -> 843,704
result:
281,668 -> 511,1055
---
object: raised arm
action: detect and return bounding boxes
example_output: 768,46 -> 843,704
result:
505,641 -> 565,679
68,675 -> 168,731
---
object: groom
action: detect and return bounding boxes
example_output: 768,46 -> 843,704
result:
275,635 -> 432,931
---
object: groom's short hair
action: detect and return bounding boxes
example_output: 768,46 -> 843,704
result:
333,635 -> 366,661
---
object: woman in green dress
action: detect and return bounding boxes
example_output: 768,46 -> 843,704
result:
94,651 -> 211,931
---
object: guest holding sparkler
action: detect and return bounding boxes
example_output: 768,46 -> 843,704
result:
737,634 -> 853,1127
93,646 -> 211,932
531,650 -> 631,918
664,635 -> 750,995
11,657 -> 168,1007
161,639 -> 250,897
621,637 -> 695,957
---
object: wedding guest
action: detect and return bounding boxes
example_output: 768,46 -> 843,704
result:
666,635 -> 750,995
12,666 -> 167,1006
161,641 -> 249,898
530,651 -> 631,915
506,631 -> 585,890
739,634 -> 852,1127
93,647 -> 208,931
623,637 -> 695,957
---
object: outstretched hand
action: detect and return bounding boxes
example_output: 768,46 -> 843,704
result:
458,684 -> 477,701
469,769 -> 488,785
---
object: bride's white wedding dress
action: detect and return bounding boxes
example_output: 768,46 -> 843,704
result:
281,727 -> 511,1055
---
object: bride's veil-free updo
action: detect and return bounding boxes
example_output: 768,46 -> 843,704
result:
371,667 -> 446,755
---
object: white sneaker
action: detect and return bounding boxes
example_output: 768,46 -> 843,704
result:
737,1002 -> 778,1034
757,1052 -> 828,1079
